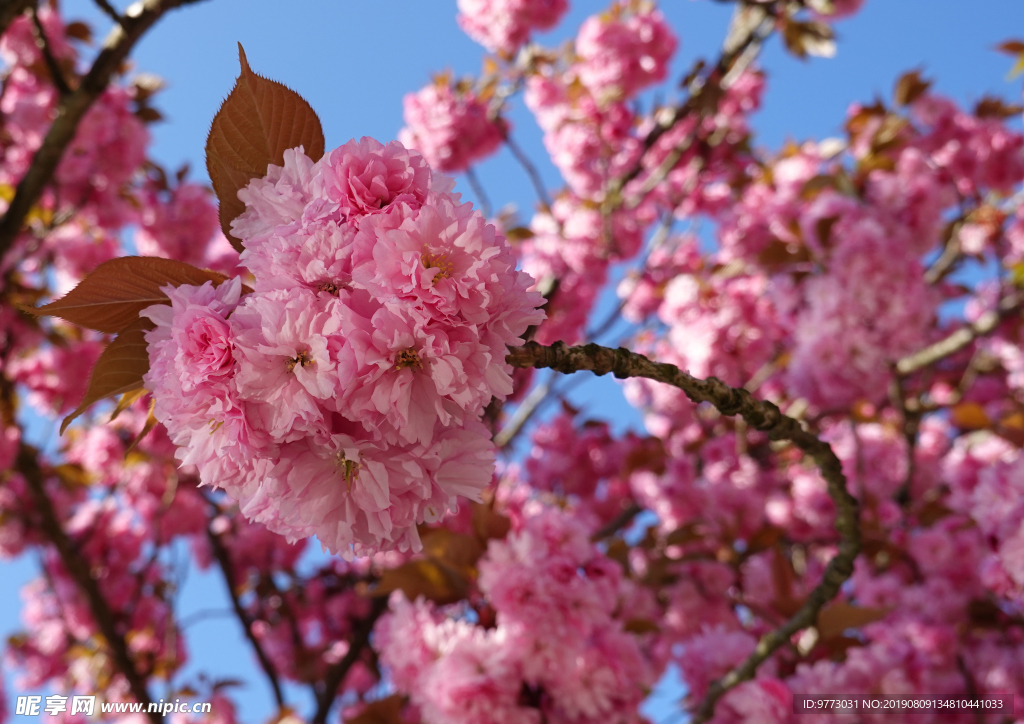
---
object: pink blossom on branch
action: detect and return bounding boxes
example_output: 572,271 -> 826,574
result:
143,139 -> 543,557
457,0 -> 569,55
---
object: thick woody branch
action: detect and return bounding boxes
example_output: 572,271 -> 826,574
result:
312,596 -> 389,724
507,341 -> 860,722
205,521 -> 286,711
16,444 -> 162,724
895,292 -> 1024,376
0,0 -> 208,257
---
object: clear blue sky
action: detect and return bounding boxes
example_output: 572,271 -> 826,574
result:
2,0 -> 1023,721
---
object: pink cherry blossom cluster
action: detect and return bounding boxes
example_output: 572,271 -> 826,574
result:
377,508 -> 656,724
0,8 -> 148,232
574,1 -> 677,103
457,0 -> 569,55
400,81 -> 506,174
144,139 -> 544,558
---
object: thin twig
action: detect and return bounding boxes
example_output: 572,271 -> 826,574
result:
464,166 -> 492,218
93,0 -> 124,24
586,212 -> 674,341
895,292 -> 1024,376
506,341 -> 860,723
494,377 -> 551,448
502,129 -> 552,210
606,2 -> 778,201
311,596 -> 389,724
17,444 -> 162,724
0,0 -> 210,258
205,517 -> 286,711
591,503 -> 643,541
30,6 -> 72,96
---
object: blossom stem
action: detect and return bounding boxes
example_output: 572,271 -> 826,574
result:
506,340 -> 861,723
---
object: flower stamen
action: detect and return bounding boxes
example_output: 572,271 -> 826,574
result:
286,350 -> 314,372
336,452 -> 360,489
394,348 -> 422,370
421,246 -> 454,283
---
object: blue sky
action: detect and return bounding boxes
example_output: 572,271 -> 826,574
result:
3,0 -> 1024,721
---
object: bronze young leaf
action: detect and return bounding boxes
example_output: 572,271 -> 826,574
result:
206,43 -> 326,251
60,316 -> 154,434
24,256 -> 229,333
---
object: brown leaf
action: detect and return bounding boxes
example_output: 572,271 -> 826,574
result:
471,501 -> 512,543
996,40 -> 1024,55
974,96 -> 1024,119
420,527 -> 484,574
61,317 -> 153,434
374,559 -> 468,605
950,402 -> 991,430
503,226 -> 535,242
817,602 -> 889,640
125,399 -> 159,456
347,695 -> 406,724
64,21 -> 92,43
894,70 -> 931,106
206,44 -> 325,251
26,256 -> 229,333
623,618 -> 660,634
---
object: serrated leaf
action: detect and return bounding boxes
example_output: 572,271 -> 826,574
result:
817,602 -> 889,640
61,317 -> 153,434
25,256 -> 228,333
206,44 -> 325,251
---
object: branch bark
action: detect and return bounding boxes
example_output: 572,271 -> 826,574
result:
895,292 -> 1023,376
0,0 -> 209,258
506,341 -> 861,723
311,596 -> 389,724
16,444 -> 162,724
205,520 -> 286,711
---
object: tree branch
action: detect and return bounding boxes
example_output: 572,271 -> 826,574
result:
0,0 -> 209,258
506,341 -> 860,722
93,0 -> 124,24
16,444 -> 162,724
502,129 -> 552,210
311,596 -> 389,724
895,292 -> 1023,376
464,166 -> 492,218
205,519 -> 286,711
29,6 -> 71,97
0,0 -> 34,40
606,2 -> 777,202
